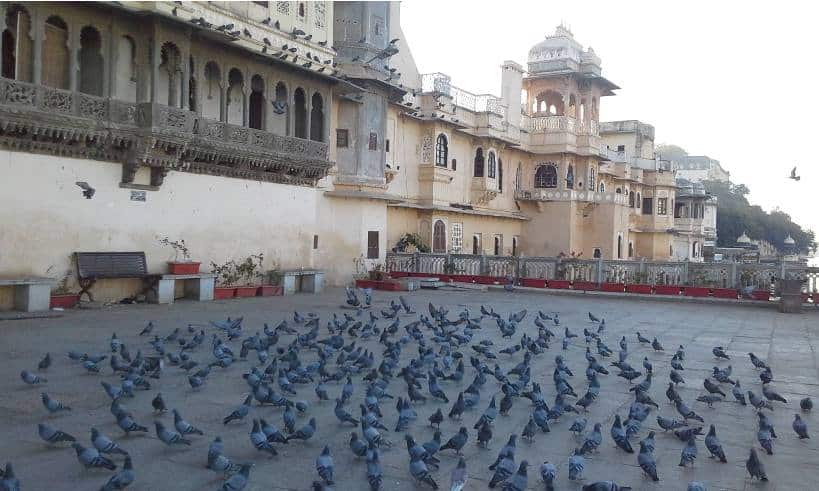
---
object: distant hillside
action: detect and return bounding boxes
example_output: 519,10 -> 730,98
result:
657,144 -> 816,254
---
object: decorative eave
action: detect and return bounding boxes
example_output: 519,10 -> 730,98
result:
0,77 -> 332,188
389,201 -> 530,221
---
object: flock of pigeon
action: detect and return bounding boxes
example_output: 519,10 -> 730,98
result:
6,287 -> 815,491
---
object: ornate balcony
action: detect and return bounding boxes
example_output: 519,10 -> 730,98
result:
0,77 -> 331,187
515,188 -> 629,205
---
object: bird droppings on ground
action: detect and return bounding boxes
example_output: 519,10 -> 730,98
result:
1,287 -> 818,490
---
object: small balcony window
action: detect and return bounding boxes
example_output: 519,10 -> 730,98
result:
657,198 -> 668,215
435,134 -> 448,167
336,129 -> 349,148
534,164 -> 557,189
642,197 -> 653,215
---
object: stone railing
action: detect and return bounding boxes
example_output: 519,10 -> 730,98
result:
0,77 -> 331,187
386,252 -> 817,293
514,188 -> 630,206
525,115 -> 576,133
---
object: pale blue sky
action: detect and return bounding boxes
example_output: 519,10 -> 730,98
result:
400,0 -> 818,246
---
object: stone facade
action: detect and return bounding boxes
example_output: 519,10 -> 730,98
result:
0,2 -> 692,306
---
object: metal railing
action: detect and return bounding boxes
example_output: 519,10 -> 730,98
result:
386,252 -> 818,293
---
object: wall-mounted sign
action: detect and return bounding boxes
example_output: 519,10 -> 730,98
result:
130,190 -> 146,202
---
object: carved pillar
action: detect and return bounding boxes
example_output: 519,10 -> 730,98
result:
305,87 -> 312,139
32,10 -> 42,85
109,27 -> 119,98
242,84 -> 249,127
167,70 -> 178,107
150,38 -> 160,103
323,91 -> 331,143
181,53 -> 190,111
68,23 -> 79,91
0,5 -> 6,65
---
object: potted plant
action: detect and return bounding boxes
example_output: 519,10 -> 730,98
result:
626,272 -> 652,294
259,257 -> 283,297
159,237 -> 200,274
235,254 -> 262,297
211,260 -> 239,299
50,270 -> 80,308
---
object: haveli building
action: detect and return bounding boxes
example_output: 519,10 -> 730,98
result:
0,1 -> 711,303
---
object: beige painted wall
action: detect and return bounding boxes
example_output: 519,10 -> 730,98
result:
0,150 -> 382,304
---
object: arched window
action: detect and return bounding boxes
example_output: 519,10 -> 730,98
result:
512,236 -> 518,256
535,90 -> 564,115
272,82 -> 289,135
226,68 -> 244,125
473,147 -> 484,177
157,42 -> 182,107
249,74 -> 265,130
636,193 -> 641,209
432,220 -> 446,253
628,191 -> 635,207
692,241 -> 699,258
493,235 -> 501,255
3,7 -> 33,81
294,87 -> 307,138
42,16 -> 69,89
599,182 -> 605,192
435,134 -> 448,167
615,187 -> 622,194
588,167 -> 596,190
617,235 -> 623,259
628,242 -> 634,258
515,162 -> 522,191
498,159 -> 503,193
593,248 -> 601,259
310,92 -> 324,141
472,235 -> 481,255
202,61 -> 221,120
566,165 -> 574,189
487,151 -> 497,178
79,26 -> 103,96
115,35 -> 137,102
188,56 -> 196,111
534,164 -> 557,188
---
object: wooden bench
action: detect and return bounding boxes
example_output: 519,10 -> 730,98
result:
75,252 -> 159,302
0,277 -> 54,312
278,269 -> 325,295
152,273 -> 215,304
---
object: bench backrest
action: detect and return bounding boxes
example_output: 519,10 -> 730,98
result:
75,252 -> 148,279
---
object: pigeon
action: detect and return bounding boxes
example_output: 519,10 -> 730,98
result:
581,423 -> 602,454
746,448 -> 768,481
703,378 -> 725,397
582,483 -> 633,491
657,415 -> 686,432
173,409 -> 204,436
99,455 -> 134,490
249,419 -> 278,456
223,395 -> 253,425
712,346 -> 729,359
38,423 -> 76,444
101,381 -> 123,401
731,380 -> 747,405
502,460 -> 528,491
568,448 -> 585,480
315,445 -> 334,484
793,414 -> 809,439
651,338 -> 663,351
675,400 -> 704,422
540,461 -> 557,491
449,392 -> 465,420
450,457 -> 467,491
41,392 -> 71,413
219,463 -> 253,491
477,420 -> 493,447
72,442 -> 117,470
610,415 -> 634,453
92,427 -> 128,455
637,442 -> 659,481
0,463 -> 19,491
679,436 -> 697,467
116,414 -> 148,435
38,353 -> 52,371
428,408 -> 444,428
670,370 -> 685,386
762,385 -> 787,403
569,417 -> 587,435
789,166 -> 800,181
286,417 -> 317,442
151,393 -> 167,413
366,448 -> 383,491
704,425 -> 727,462
349,432 -> 368,458
696,394 -> 722,407
440,427 -> 468,455
260,418 -> 288,444
155,421 -> 191,446
21,370 -> 46,384
334,399 -> 359,425
409,455 -> 438,489
687,482 -> 707,491
748,391 -> 773,411
801,397 -> 813,411
489,452 -> 515,488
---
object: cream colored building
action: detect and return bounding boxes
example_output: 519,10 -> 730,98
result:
0,2 -> 681,306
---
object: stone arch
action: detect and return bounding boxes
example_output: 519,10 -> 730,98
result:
3,5 -> 33,81
432,219 -> 446,253
188,56 -> 196,111
114,35 -> 137,102
310,91 -> 324,141
293,86 -> 307,138
249,74 -> 265,130
487,150 -> 497,179
79,26 -> 104,96
435,133 -> 448,167
157,42 -> 182,106
534,163 -> 557,188
535,90 -> 564,116
42,16 -> 69,89
226,68 -> 244,125
271,81 -> 289,135
566,165 -> 574,189
202,61 -> 221,120
473,147 -> 484,177
628,190 -> 635,207
617,234 -> 623,259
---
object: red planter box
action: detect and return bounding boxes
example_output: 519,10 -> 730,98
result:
451,275 -> 475,283
751,290 -> 770,301
235,286 -> 258,297
257,285 -> 283,297
355,279 -> 376,289
475,276 -> 502,285
388,271 -> 408,278
626,284 -> 652,294
167,261 -> 201,275
50,294 -> 80,309
214,287 -> 236,299
601,282 -> 625,293
548,280 -> 572,289
654,285 -> 681,296
683,286 -> 710,297
573,281 -> 598,291
379,281 -> 402,291
521,278 -> 548,288
712,288 -> 738,299
436,275 -> 452,283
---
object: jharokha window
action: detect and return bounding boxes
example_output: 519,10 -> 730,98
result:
435,134 -> 448,167
534,164 -> 557,188
487,151 -> 497,178
473,147 -> 484,177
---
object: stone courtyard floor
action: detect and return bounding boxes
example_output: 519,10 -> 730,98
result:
1,287 -> 818,490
